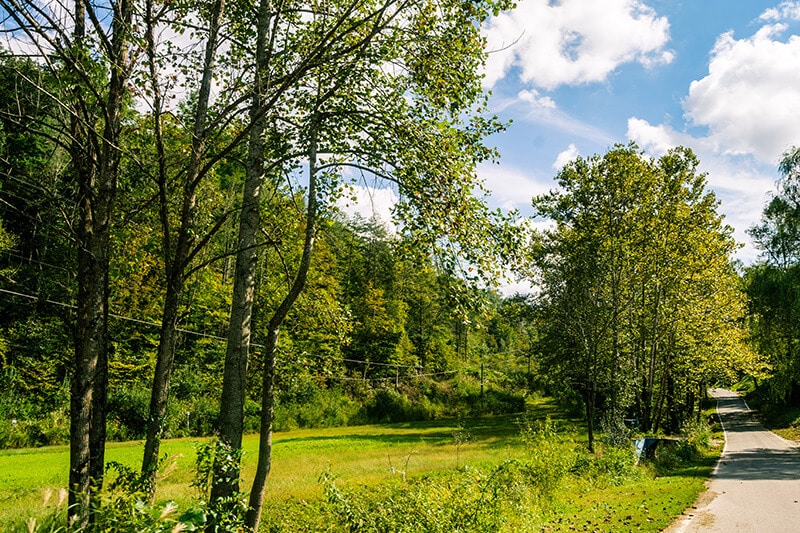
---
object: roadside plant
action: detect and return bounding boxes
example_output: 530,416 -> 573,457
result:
676,418 -> 712,461
193,440 -> 249,532
517,415 -> 574,498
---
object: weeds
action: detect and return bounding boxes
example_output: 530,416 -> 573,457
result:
451,420 -> 472,469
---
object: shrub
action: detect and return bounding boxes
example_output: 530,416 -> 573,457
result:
18,458 -> 207,532
274,385 -> 362,431
166,394 -> 220,438
591,445 -> 638,483
320,468 -> 512,533
365,388 -> 431,423
107,385 -> 150,440
676,418 -> 712,461
0,412 -> 70,449
516,416 -> 575,498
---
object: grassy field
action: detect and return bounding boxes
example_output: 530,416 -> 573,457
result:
0,398 -> 720,531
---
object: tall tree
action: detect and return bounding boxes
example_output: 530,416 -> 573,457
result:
746,146 -> 800,402
139,0 -> 235,491
0,0 -> 134,525
212,0 -> 516,528
750,147 -> 800,268
532,144 -> 754,447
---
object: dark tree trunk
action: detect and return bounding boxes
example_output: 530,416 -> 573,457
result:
141,280 -> 181,485
585,380 -> 596,453
140,0 -> 225,490
68,0 -> 131,526
244,118 -> 320,533
211,0 -> 270,510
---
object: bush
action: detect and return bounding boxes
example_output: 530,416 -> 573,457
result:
274,385 -> 362,431
16,459 -> 208,532
359,379 -> 526,425
320,468 -> 515,532
166,394 -> 220,438
0,411 -> 70,448
516,416 -> 576,498
107,386 -> 150,440
590,445 -> 638,483
365,388 -> 432,423
676,418 -> 712,461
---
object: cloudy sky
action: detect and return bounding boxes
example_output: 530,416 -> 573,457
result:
477,0 -> 800,265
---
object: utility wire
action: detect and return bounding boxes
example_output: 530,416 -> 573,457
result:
0,286 -> 462,373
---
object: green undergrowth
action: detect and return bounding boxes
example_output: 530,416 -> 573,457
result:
755,404 -> 800,440
1,397 -> 721,532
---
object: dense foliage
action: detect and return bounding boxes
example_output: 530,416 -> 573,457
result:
529,144 -> 757,449
746,146 -> 800,406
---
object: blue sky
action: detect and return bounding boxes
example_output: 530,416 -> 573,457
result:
478,0 -> 800,268
5,0 -> 792,273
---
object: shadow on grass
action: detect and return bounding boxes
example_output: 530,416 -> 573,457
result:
653,452 -> 718,479
272,400 -> 585,456
274,416 -> 522,448
273,406 -> 577,449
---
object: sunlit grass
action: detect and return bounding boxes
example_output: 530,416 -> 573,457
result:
0,396 -> 719,531
0,409 -> 542,525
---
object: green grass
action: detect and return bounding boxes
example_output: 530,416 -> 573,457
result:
0,411 -> 536,526
539,447 -> 720,532
0,398 -> 720,531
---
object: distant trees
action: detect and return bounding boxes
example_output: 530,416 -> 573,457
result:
531,144 -> 756,449
746,146 -> 800,403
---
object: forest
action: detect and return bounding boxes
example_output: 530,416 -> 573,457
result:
0,0 -> 796,531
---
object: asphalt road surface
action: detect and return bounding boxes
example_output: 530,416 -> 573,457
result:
670,388 -> 800,532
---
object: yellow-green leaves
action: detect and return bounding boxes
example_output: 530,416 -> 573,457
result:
531,144 -> 756,434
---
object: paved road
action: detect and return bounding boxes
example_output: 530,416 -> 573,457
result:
670,388 -> 800,532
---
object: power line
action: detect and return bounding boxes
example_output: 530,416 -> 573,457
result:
0,286 -> 465,373
0,286 -> 232,344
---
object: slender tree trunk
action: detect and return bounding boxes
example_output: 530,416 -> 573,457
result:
141,280 -> 181,485
141,0 -> 226,489
211,0 -> 272,510
69,0 -> 131,526
586,379 -> 596,453
68,6 -> 92,525
245,117 -> 320,532
642,286 -> 661,432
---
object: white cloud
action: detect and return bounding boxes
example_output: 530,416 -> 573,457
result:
683,24 -> 800,164
336,185 -> 398,231
478,161 -> 552,211
627,11 -> 800,263
759,1 -> 800,22
553,143 -> 580,170
518,89 -> 556,109
483,0 -> 672,90
627,117 -> 693,157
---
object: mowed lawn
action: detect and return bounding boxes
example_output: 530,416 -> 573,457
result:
0,412 -> 536,526
0,398 -> 716,531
